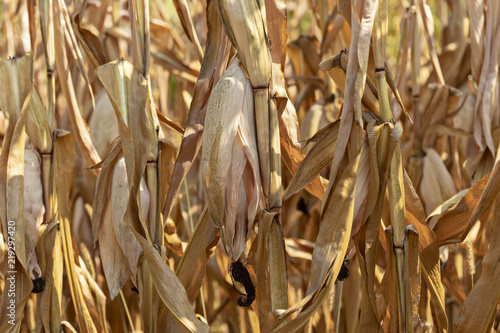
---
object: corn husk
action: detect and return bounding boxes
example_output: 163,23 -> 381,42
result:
202,58 -> 262,260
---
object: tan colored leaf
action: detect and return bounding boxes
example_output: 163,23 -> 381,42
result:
280,100 -> 328,200
53,0 -> 101,172
454,203 -> 500,332
26,88 -> 53,153
53,130 -> 98,333
162,0 -> 231,221
172,0 -> 204,62
131,229 -> 210,333
283,119 -> 339,201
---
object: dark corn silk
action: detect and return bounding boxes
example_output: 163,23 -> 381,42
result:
230,261 -> 255,307
32,278 -> 45,293
337,256 -> 350,282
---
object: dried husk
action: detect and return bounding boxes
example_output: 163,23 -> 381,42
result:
201,58 -> 262,260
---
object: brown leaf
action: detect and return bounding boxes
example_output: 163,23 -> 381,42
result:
172,0 -> 204,62
162,0 -> 231,222
454,203 -> 500,332
131,229 -> 210,332
53,0 -> 101,172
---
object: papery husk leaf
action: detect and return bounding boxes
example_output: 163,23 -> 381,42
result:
158,140 -> 181,255
131,229 -> 210,333
162,0 -> 230,221
0,73 -> 34,327
0,260 -> 32,330
110,157 -> 148,289
454,202 -> 500,333
201,58 -> 259,259
2,89 -> 32,275
355,122 -> 398,331
97,59 -> 155,245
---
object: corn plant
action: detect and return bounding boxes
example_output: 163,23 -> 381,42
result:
0,0 -> 500,332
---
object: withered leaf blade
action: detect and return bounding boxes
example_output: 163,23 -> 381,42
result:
53,0 -> 101,172
0,52 -> 33,121
454,203 -> 500,332
280,100 -> 328,200
26,87 -> 53,153
283,118 -> 340,201
131,229 -> 210,333
97,59 -> 155,238
162,0 -> 231,222
308,133 -> 363,295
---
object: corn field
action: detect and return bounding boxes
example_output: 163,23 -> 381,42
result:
0,0 -> 499,331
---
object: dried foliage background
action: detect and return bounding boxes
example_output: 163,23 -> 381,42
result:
1,0 -> 500,332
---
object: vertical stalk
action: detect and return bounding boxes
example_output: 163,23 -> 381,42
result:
41,154 -> 52,222
268,99 -> 282,210
394,246 -> 406,332
410,4 -> 421,153
254,88 -> 271,200
146,161 -> 162,247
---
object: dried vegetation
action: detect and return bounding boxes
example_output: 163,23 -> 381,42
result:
0,0 -> 500,332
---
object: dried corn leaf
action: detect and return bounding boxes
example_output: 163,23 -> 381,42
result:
283,119 -> 339,200
176,207 -> 220,302
403,172 -> 448,331
309,133 -> 363,298
172,0 -> 204,62
163,0 -> 230,221
419,148 -> 457,215
131,229 -> 210,332
280,100 -> 328,200
72,0 -> 108,67
257,211 -> 276,331
26,88 -> 52,153
433,171 -> 491,245
53,0 -> 100,172
53,130 -> 98,333
38,222 -> 63,332
265,0 -> 287,69
454,202 -> 500,332
319,51 -> 380,115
